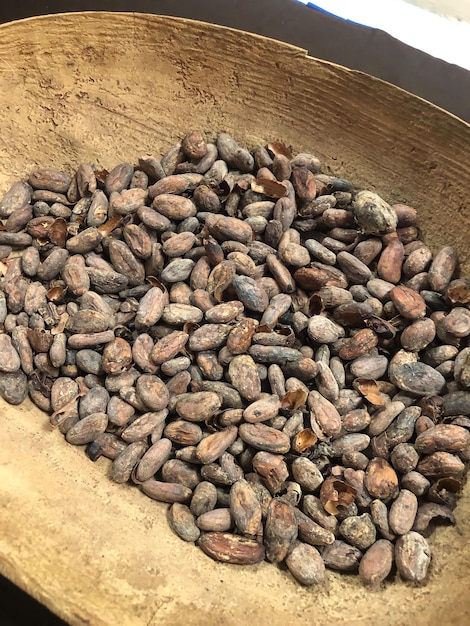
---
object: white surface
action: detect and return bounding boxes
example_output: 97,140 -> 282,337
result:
296,0 -> 470,70
404,1 -> 470,22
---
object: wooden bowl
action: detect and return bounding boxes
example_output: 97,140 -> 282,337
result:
0,12 -> 469,626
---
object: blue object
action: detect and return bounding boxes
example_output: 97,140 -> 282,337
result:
294,1 -> 371,28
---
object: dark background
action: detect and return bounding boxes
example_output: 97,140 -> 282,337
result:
1,1 -> 469,625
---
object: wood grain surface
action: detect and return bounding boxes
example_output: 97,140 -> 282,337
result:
0,12 -> 469,626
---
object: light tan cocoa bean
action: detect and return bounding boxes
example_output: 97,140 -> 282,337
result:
239,423 -> 290,454
175,391 -> 222,422
151,330 -> 188,364
331,434 -> 370,457
205,301 -> 244,324
161,303 -> 203,326
109,188 -> 147,215
291,457 -> 324,491
0,333 -> 21,372
163,420 -> 202,448
150,173 -> 202,198
403,245 -> 433,277
228,355 -> 261,402
389,489 -> 418,535
188,324 -> 230,351
415,424 -> 470,454
395,531 -> 431,583
286,541 -> 325,586
400,318 -> 436,351
342,408 -> 371,433
350,355 -> 388,380
353,190 -> 397,235
369,402 -> 406,437
243,395 -> 280,423
308,391 -> 342,438
98,337 -> 132,375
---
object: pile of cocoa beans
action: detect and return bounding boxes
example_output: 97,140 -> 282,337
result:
1,131 -> 469,586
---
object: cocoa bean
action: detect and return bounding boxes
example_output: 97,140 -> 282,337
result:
197,532 -> 265,565
395,532 -> 431,583
359,539 -> 394,585
286,541 -> 325,585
